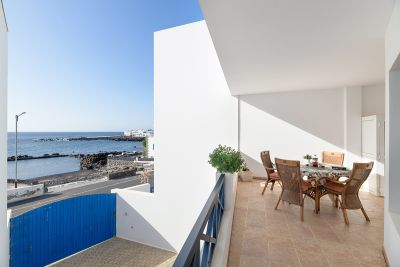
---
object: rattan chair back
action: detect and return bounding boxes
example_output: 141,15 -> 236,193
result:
275,158 -> 303,206
260,151 -> 275,175
322,151 -> 345,166
342,162 -> 374,209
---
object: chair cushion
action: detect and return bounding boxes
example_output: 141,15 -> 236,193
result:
324,180 -> 345,194
269,172 -> 280,180
302,180 -> 312,193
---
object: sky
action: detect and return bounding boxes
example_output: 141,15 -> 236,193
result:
4,0 -> 203,132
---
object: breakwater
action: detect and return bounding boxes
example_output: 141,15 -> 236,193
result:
37,136 -> 145,142
7,151 -> 142,162
7,153 -> 69,161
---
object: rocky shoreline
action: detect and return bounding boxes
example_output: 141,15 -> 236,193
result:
7,151 -> 142,162
7,152 -> 151,188
7,153 -> 69,161
36,135 -> 144,142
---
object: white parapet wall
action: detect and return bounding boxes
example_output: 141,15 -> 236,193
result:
211,173 -> 237,267
7,184 -> 45,204
112,20 -> 238,254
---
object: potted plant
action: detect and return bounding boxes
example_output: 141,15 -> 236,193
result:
303,154 -> 312,164
209,145 -> 243,212
209,144 -> 244,180
239,163 -> 253,182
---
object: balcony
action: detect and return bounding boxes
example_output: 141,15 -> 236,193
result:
228,180 -> 385,267
53,237 -> 176,267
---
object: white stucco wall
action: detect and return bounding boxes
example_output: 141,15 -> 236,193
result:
362,84 -> 385,117
344,87 -> 363,167
0,3 -> 7,266
239,88 -> 365,177
384,0 -> 400,266
113,21 -> 238,252
146,136 -> 154,158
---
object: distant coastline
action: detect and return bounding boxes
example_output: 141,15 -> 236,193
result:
37,135 -> 145,142
7,132 -> 144,180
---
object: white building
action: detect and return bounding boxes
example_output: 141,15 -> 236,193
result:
112,1 -> 400,266
123,130 -> 132,137
124,129 -> 154,137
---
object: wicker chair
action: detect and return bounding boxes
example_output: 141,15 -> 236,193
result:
260,151 -> 280,194
274,158 -> 312,221
321,151 -> 345,166
324,162 -> 374,225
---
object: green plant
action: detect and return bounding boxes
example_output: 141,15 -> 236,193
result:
208,145 -> 244,173
242,163 -> 250,171
303,154 -> 312,160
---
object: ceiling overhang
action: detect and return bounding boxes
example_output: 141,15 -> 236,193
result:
199,0 -> 394,95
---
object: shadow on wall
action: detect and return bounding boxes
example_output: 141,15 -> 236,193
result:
241,89 -> 345,148
239,88 -> 364,176
117,196 -> 176,252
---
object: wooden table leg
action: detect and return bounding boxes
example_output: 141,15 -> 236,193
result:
315,181 -> 321,214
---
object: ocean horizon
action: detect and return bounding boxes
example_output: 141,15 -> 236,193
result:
7,132 -> 143,180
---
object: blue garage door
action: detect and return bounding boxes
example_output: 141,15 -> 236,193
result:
10,194 -> 116,267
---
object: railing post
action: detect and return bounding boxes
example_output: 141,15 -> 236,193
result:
173,174 -> 225,267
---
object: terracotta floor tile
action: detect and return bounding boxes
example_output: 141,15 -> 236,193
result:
229,180 -> 386,267
239,255 -> 268,267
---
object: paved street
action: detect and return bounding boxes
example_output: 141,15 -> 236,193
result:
8,176 -> 143,217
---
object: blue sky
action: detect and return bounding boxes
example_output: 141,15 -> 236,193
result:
4,0 -> 203,132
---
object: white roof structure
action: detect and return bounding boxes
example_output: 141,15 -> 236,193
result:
200,0 -> 394,95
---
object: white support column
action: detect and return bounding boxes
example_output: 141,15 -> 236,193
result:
343,87 -> 362,167
0,2 -> 8,266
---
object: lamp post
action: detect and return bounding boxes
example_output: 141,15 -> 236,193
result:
15,112 -> 26,188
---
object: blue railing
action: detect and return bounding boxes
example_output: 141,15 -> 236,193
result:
173,174 -> 225,267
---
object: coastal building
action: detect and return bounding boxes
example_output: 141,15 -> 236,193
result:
2,1 -> 400,266
123,130 -> 132,137
124,129 -> 154,138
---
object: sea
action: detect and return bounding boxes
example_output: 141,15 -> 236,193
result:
7,132 -> 143,180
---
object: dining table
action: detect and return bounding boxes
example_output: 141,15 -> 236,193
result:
300,164 -> 352,213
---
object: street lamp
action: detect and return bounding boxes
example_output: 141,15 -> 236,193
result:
14,112 -> 26,188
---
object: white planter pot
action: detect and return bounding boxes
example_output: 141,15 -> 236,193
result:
239,170 -> 253,182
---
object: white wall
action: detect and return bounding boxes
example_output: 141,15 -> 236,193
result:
384,1 -> 400,266
362,84 -> 385,117
0,3 -> 7,266
113,21 -> 238,252
239,88 -> 364,177
344,87 -> 362,166
146,136 -> 154,158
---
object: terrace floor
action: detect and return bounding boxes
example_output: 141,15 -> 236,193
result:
53,237 -> 176,267
228,180 -> 385,267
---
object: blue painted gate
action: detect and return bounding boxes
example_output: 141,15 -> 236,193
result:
10,194 -> 116,267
